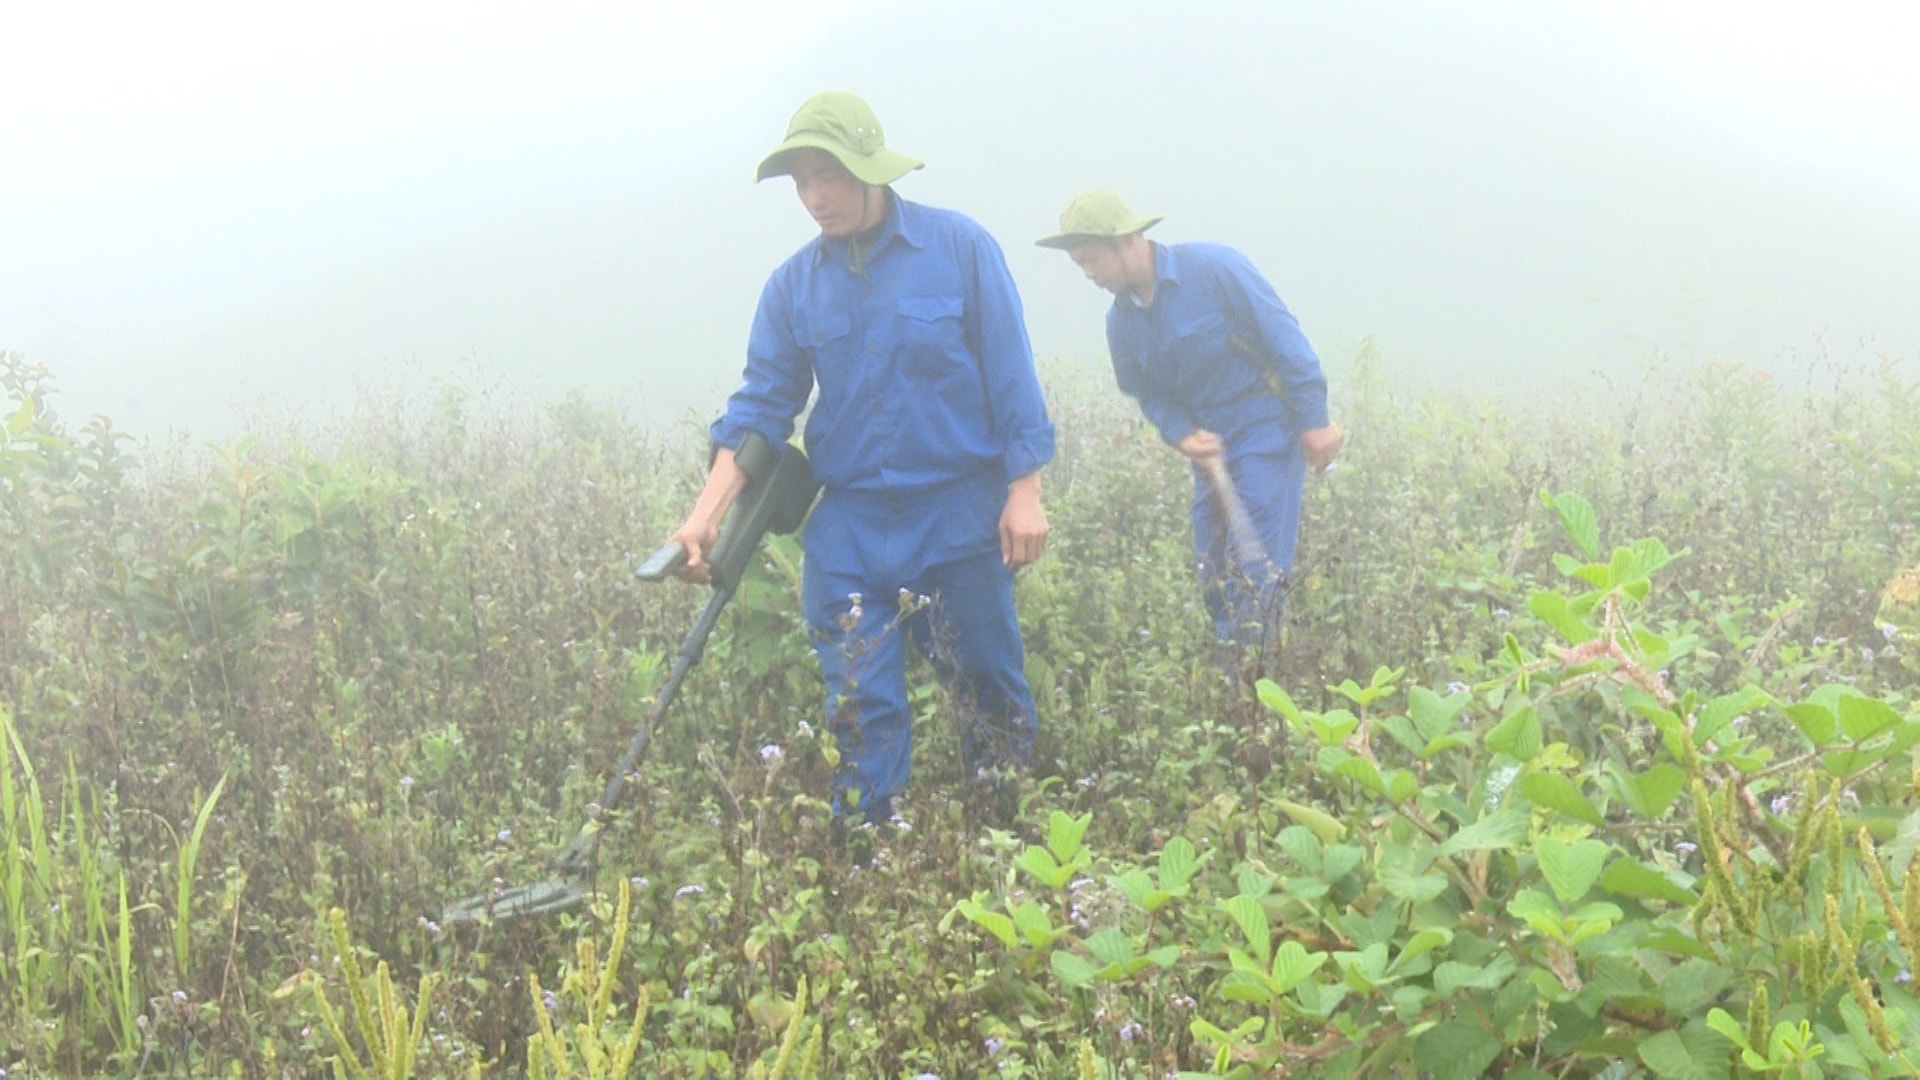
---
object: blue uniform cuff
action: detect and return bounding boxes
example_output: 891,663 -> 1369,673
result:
1001,431 -> 1056,483
1291,391 -> 1330,433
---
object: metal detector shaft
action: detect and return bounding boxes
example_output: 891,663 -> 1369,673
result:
552,584 -> 734,876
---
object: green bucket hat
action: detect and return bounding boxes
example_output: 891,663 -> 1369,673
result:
1035,190 -> 1164,249
756,90 -> 924,186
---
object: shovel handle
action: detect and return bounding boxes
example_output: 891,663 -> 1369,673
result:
1199,456 -> 1268,568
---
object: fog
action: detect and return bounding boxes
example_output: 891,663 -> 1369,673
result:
6,0 -> 1917,444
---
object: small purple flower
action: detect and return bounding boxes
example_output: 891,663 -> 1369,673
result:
675,884 -> 704,899
1900,969 -> 1912,984
760,744 -> 783,763
1863,648 -> 1877,664
1447,681 -> 1469,695
984,1036 -> 1004,1057
1886,624 -> 1901,643
1675,841 -> 1699,855
1119,1020 -> 1144,1042
496,828 -> 512,844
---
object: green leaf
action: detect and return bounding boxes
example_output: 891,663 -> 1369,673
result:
956,900 -> 1017,949
1620,537 -> 1680,585
1507,888 -> 1568,939
1380,864 -> 1449,903
1085,929 -> 1134,967
1391,928 -> 1454,973
1276,799 -> 1348,844
1658,961 -> 1732,1016
1545,490 -> 1601,559
1218,894 -> 1271,966
6,395 -> 35,438
1438,809 -> 1529,858
1409,684 -> 1471,741
1536,837 -> 1609,905
1050,950 -> 1100,988
1275,826 -> 1322,873
1694,686 -> 1770,749
1413,1021 -> 1504,1080
1612,761 -> 1686,821
1235,867 -> 1276,899
1015,846 -> 1075,890
1520,772 -> 1605,825
1703,1008 -> 1764,1066
1388,769 -> 1422,803
1784,701 -> 1837,745
1333,755 -> 1390,797
1530,591 -> 1597,645
1255,679 -> 1304,727
1269,939 -> 1328,995
1434,954 -> 1517,997
1639,1023 -> 1733,1080
1321,844 -> 1364,882
1111,868 -> 1153,910
1011,901 -> 1060,948
1046,810 -> 1092,863
1838,694 -> 1902,742
1158,835 -> 1202,892
1599,858 -> 1700,906
1486,707 -> 1542,761
1641,928 -> 1720,962
1337,942 -> 1391,992
1309,710 -> 1361,746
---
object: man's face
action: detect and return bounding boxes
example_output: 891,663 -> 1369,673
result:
788,149 -> 870,239
1067,239 -> 1127,293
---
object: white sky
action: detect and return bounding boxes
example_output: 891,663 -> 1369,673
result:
3,0 -> 1916,440
1567,0 -> 1919,205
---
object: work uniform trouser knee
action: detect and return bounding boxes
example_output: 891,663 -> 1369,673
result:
800,483 -> 1038,823
1192,449 -> 1306,646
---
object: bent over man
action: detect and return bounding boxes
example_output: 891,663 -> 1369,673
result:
1039,190 -> 1341,664
669,91 -> 1055,824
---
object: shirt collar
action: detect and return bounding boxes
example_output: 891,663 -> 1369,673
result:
811,189 -> 924,266
1117,241 -> 1180,311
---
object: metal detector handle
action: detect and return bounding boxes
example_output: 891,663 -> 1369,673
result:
634,542 -> 688,581
705,431 -> 818,593
553,585 -> 733,877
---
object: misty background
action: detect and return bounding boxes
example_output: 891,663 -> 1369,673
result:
5,0 -> 1917,445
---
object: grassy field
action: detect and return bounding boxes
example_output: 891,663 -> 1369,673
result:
3,347 -> 1918,1079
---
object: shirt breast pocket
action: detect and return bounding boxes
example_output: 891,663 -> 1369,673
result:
1173,310 -> 1229,347
896,295 -> 969,377
796,310 -> 854,380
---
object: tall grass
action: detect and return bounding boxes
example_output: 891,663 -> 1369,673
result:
1,347 -> 1915,1075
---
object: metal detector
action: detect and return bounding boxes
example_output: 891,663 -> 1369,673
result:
440,431 -> 817,923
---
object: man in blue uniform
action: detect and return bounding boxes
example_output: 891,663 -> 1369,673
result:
669,91 -> 1055,824
1039,191 -> 1341,661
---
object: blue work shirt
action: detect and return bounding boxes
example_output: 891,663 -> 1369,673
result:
1106,242 -> 1329,458
711,194 -> 1055,498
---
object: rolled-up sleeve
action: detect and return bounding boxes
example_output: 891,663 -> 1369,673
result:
1216,250 -> 1329,432
709,273 -> 815,453
964,231 -> 1055,481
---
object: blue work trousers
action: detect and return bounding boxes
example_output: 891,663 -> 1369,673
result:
800,475 -> 1037,822
1191,448 -> 1306,649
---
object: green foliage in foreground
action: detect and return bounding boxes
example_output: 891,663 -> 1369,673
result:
2,348 -> 1918,1077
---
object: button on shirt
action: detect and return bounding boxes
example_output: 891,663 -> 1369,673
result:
1106,242 -> 1329,459
711,195 -> 1055,498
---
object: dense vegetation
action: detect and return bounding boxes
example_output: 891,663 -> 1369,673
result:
3,347 -> 1918,1079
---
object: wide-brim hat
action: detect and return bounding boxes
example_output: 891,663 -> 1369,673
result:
1036,190 -> 1163,249
756,90 -> 923,186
